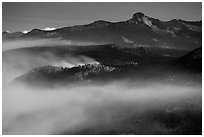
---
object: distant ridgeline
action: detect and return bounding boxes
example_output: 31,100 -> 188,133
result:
3,12 -> 202,50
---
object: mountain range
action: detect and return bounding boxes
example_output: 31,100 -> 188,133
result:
3,12 -> 202,50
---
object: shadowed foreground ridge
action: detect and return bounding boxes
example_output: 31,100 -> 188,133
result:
14,45 -> 201,87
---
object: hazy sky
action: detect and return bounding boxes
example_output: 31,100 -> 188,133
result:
3,2 -> 202,32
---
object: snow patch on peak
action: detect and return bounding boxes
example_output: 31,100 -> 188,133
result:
142,16 -> 161,33
22,30 -> 30,34
43,27 -> 56,31
142,16 -> 153,27
5,30 -> 10,33
22,27 -> 56,33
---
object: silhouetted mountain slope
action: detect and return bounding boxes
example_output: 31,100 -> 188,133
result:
176,47 -> 202,73
3,31 -> 24,40
3,44 -> 188,67
13,46 -> 201,87
3,12 -> 202,50
14,64 -> 119,86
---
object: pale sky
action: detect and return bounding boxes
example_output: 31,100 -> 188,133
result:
2,2 -> 202,32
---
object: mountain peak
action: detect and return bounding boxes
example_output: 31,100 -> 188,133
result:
93,20 -> 110,24
134,12 -> 145,16
30,28 -> 44,32
128,12 -> 147,23
26,28 -> 45,35
132,12 -> 145,19
90,20 -> 111,27
3,31 -> 10,34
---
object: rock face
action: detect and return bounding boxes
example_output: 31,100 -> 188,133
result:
3,12 -> 202,50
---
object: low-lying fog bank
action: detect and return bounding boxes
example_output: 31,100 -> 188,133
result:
2,42 -> 202,134
2,81 -> 201,135
3,51 -> 99,84
2,39 -> 100,51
